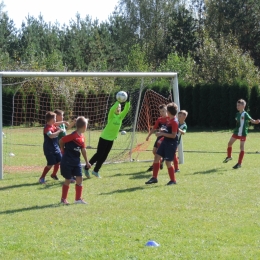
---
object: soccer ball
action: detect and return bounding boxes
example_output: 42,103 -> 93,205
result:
116,91 -> 128,103
121,130 -> 127,135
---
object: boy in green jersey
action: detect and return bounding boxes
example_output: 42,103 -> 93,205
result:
174,110 -> 188,172
54,109 -> 76,182
85,92 -> 130,178
223,99 -> 260,169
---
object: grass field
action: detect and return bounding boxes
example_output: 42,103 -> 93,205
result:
1,130 -> 260,259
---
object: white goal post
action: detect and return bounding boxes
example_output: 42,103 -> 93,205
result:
0,72 -> 183,179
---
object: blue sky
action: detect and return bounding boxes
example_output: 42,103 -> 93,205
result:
3,0 -> 119,27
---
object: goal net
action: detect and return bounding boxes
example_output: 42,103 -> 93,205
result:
0,72 -> 179,176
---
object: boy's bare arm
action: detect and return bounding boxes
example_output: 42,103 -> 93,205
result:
250,119 -> 260,124
67,119 -> 76,130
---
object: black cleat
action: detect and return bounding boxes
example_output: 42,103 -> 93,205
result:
145,177 -> 158,184
160,163 -> 163,170
233,163 -> 241,169
51,175 -> 59,180
166,180 -> 177,185
223,157 -> 232,163
147,166 -> 153,172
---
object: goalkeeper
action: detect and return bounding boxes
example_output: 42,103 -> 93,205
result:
85,92 -> 130,178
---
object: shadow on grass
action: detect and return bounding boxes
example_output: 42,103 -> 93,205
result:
0,181 -> 63,191
192,167 -> 228,175
0,203 -> 61,215
109,170 -> 152,180
100,185 -> 158,195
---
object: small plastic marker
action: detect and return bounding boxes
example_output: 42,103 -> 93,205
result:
145,240 -> 160,247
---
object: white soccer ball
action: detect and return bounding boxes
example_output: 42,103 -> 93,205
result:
9,153 -> 15,157
121,130 -> 127,135
116,91 -> 128,103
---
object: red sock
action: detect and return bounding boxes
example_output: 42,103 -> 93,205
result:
152,162 -> 160,178
238,151 -> 244,164
75,185 -> 83,200
173,154 -> 178,170
168,166 -> 176,182
61,184 -> 69,200
227,147 -> 232,158
40,166 -> 51,179
51,163 -> 60,176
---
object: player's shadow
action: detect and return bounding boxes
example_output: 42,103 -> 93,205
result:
0,203 -> 60,215
109,171 -> 152,180
192,167 -> 227,175
0,182 -> 40,191
99,185 -> 158,195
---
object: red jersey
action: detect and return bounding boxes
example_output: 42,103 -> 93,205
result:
153,117 -> 169,130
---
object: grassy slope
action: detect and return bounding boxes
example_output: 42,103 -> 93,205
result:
0,130 -> 260,259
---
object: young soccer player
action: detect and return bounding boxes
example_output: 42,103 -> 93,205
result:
146,104 -> 169,171
59,116 -> 91,205
223,99 -> 260,169
54,109 -> 76,183
39,112 -> 64,184
145,102 -> 179,185
85,92 -> 130,178
174,110 -> 188,172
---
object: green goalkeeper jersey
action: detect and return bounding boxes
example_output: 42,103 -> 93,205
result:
233,111 -> 252,136
100,101 -> 130,141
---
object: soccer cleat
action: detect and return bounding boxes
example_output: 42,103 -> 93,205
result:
92,171 -> 101,178
84,169 -> 91,179
39,178 -> 46,184
61,198 -> 69,205
51,175 -> 59,180
233,163 -> 241,169
145,177 -> 158,184
166,180 -> 177,185
160,163 -> 164,170
223,157 -> 232,163
147,165 -> 153,172
175,169 -> 180,172
74,199 -> 87,204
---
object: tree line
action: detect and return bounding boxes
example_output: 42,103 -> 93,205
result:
1,0 -> 260,87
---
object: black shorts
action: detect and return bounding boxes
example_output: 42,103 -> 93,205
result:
60,161 -> 82,180
44,152 -> 61,165
156,141 -> 177,161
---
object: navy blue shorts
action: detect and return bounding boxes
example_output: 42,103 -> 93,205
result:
60,161 -> 82,180
44,152 -> 62,165
156,140 -> 177,161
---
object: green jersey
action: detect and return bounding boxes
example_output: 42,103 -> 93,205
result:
233,111 -> 252,136
58,123 -> 67,141
100,101 -> 130,141
177,122 -> 187,145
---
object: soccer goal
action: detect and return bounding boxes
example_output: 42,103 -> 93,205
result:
0,72 -> 182,179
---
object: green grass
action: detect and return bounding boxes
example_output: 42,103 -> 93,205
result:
1,130 -> 260,259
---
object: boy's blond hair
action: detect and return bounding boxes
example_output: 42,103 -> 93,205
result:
237,99 -> 246,106
178,110 -> 188,117
45,111 -> 56,122
54,109 -> 64,116
76,116 -> 88,129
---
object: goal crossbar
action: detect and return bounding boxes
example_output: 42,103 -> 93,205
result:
0,72 -> 182,179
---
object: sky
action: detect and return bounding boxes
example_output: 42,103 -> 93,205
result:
3,0 -> 119,28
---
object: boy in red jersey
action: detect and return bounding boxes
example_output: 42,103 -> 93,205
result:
59,116 -> 91,205
39,112 -> 64,184
223,99 -> 260,169
145,102 -> 179,185
146,104 -> 169,171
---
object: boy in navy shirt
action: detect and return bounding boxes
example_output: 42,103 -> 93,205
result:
59,116 -> 91,205
145,103 -> 179,185
39,112 -> 63,184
